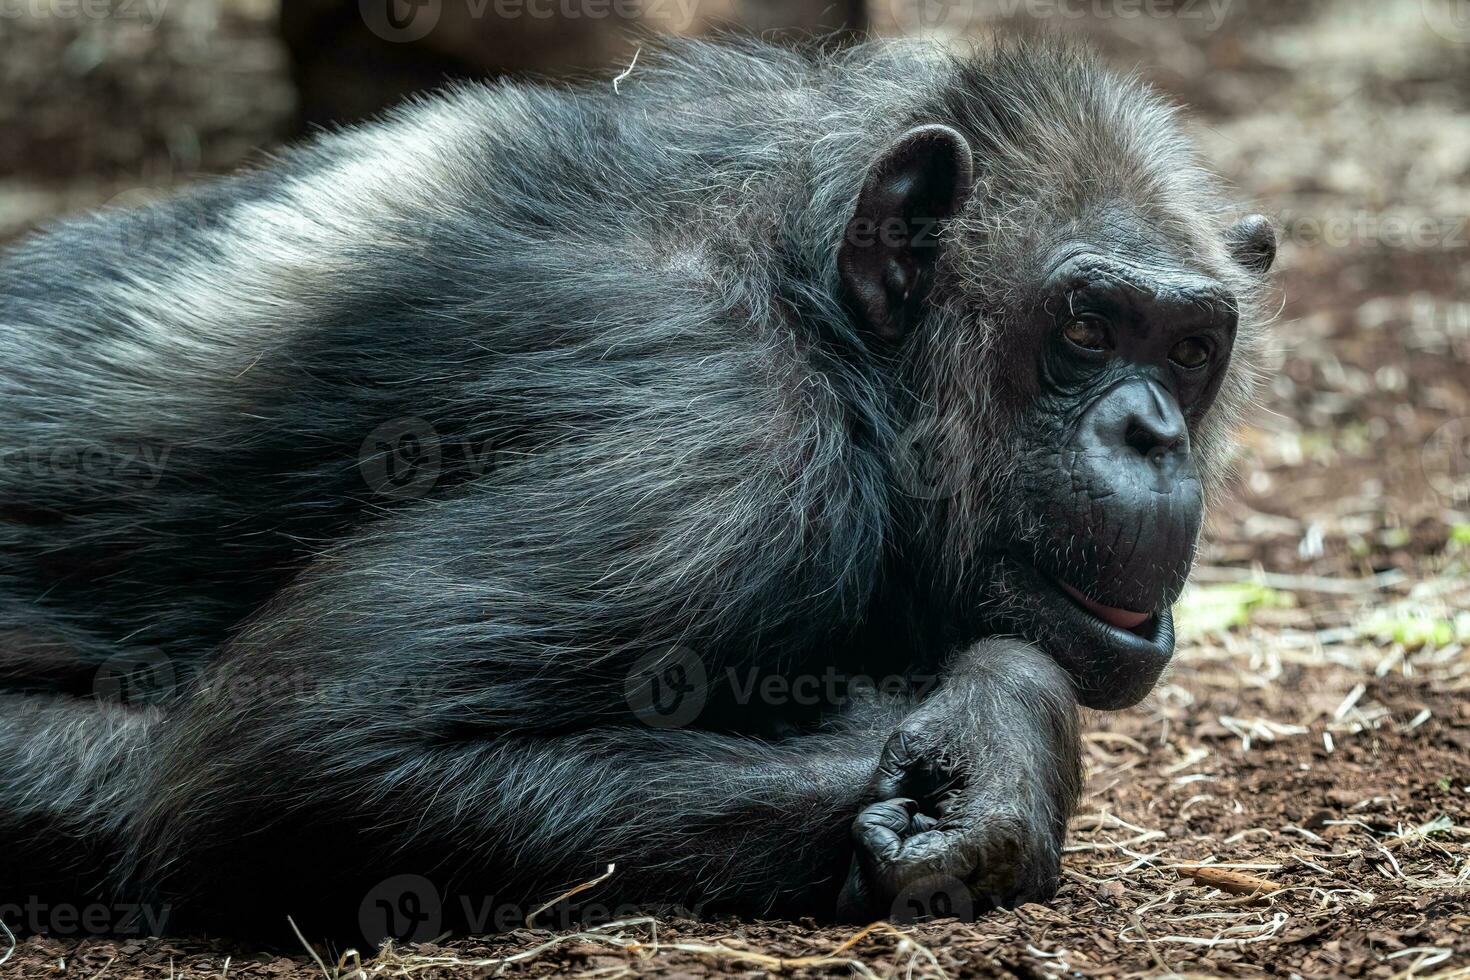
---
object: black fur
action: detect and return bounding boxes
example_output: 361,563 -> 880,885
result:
0,35 -> 1270,942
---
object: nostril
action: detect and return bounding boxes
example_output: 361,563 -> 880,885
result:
1081,380 -> 1193,472
1124,417 -> 1187,463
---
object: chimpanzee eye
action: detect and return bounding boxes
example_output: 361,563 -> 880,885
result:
1169,337 -> 1212,370
1062,317 -> 1110,353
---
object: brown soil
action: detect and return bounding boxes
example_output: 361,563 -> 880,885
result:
3,1 -> 1468,976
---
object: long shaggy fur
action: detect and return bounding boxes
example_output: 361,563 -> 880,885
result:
0,35 -> 1267,939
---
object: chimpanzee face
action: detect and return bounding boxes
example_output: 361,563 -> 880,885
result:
985,218 -> 1266,708
840,121 -> 1274,709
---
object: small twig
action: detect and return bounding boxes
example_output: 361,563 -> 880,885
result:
1177,866 -> 1283,896
287,915 -> 334,980
1190,566 -> 1406,594
612,48 -> 641,95
0,914 -> 14,967
1127,913 -> 1173,976
526,863 -> 617,928
336,948 -> 365,980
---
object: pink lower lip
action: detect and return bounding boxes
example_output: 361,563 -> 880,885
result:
1061,583 -> 1152,631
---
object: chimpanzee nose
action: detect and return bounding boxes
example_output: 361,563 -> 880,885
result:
1058,376 -> 1205,615
1081,380 -> 1191,486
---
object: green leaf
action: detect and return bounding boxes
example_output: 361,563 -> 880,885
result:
1358,611 -> 1467,651
1173,582 -> 1293,639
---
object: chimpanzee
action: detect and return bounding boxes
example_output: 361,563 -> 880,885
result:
0,35 -> 1275,942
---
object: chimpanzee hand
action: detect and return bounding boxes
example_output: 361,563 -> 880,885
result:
836,640 -> 1082,923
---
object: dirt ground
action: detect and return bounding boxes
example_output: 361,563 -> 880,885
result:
3,1 -> 1469,977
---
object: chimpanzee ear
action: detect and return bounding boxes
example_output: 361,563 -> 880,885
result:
1226,214 -> 1276,274
839,124 -> 975,341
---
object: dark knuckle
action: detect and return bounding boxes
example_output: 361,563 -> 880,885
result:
980,806 -> 1032,845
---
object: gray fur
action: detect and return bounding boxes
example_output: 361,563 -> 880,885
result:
0,35 -> 1267,939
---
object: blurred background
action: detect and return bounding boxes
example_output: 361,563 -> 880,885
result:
2,2 -> 1470,974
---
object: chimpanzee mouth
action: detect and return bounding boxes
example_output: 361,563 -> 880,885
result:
1056,582 -> 1153,636
994,557 -> 1176,710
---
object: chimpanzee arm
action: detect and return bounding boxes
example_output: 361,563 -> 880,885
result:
257,724 -> 884,939
122,648 -> 895,942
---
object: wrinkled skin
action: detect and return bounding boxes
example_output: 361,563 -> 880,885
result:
839,642 -> 1081,920
993,241 -> 1249,708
